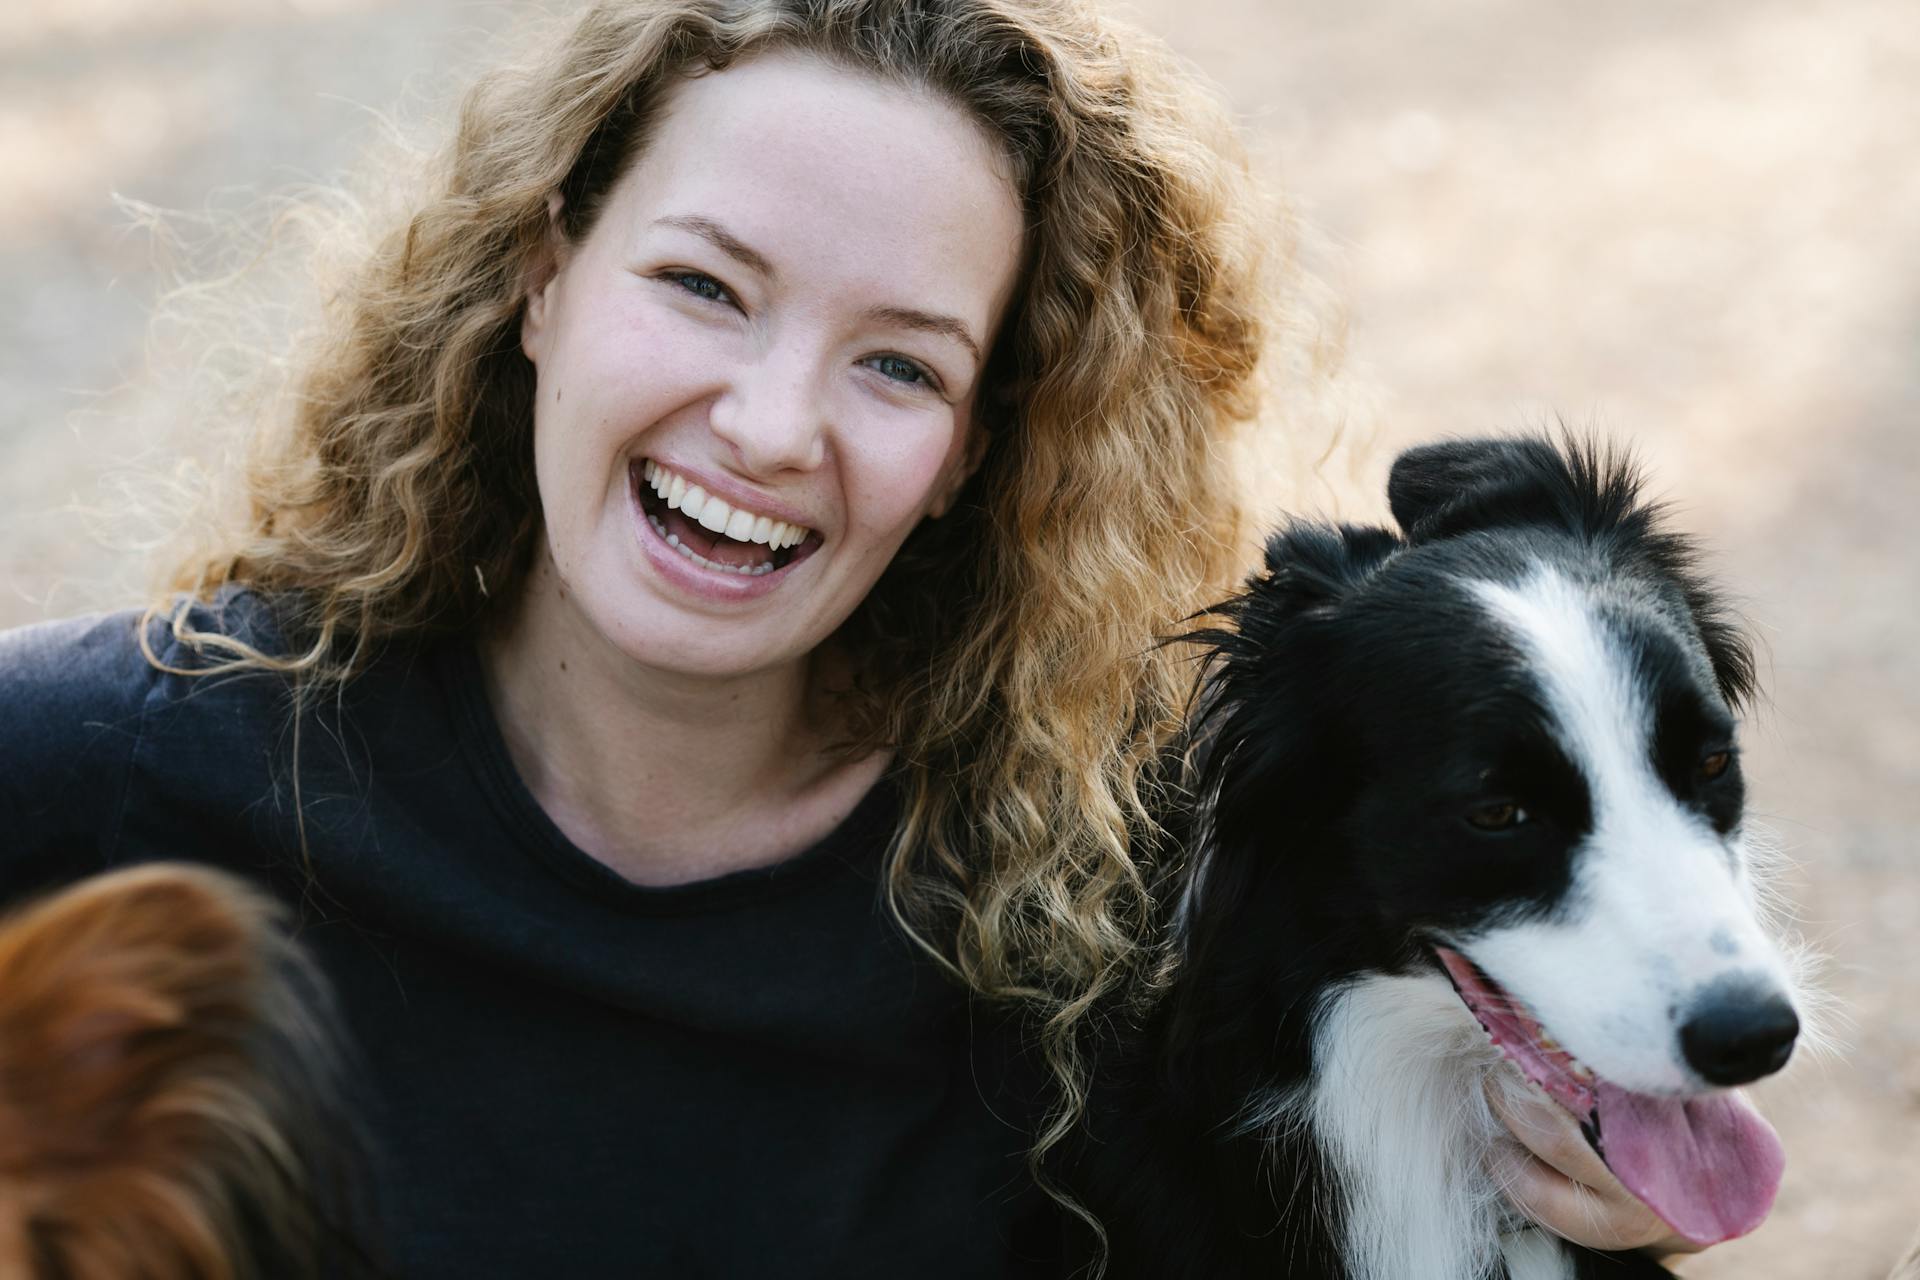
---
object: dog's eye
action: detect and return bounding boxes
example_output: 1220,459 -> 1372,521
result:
1700,750 -> 1733,780
1466,802 -> 1528,831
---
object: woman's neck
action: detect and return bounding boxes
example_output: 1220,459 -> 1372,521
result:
478,559 -> 886,887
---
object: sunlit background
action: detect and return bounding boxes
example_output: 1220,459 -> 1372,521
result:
5,1 -> 1917,1273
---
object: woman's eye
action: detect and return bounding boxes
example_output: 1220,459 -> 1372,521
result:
1465,802 -> 1529,832
866,354 -> 934,388
1700,750 -> 1733,780
667,271 -> 731,305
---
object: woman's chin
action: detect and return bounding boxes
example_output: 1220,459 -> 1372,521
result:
574,569 -> 825,684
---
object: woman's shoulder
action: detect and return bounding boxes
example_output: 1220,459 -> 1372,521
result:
0,609 -> 156,751
0,589 -> 283,728
0,590 -> 288,888
0,607 -> 154,888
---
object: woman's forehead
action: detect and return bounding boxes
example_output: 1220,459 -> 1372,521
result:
598,51 -> 1025,328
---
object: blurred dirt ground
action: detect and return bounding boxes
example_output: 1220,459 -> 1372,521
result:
4,1 -> 1916,1274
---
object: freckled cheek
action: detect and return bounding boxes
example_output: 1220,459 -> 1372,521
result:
550,295 -> 730,419
839,423 -> 965,541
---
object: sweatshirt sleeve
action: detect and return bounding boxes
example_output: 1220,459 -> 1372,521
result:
0,610 -> 155,897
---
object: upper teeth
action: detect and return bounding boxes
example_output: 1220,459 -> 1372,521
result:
642,460 -> 810,550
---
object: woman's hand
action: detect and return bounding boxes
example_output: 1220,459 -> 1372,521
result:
1485,1070 -> 1705,1258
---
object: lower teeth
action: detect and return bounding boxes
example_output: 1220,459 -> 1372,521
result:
650,515 -> 775,576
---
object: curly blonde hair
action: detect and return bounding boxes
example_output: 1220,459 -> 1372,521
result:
153,0 -> 1347,1207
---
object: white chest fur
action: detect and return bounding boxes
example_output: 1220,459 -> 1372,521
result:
1243,973 -> 1576,1280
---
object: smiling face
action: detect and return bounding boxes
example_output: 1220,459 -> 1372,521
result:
519,52 -> 1025,681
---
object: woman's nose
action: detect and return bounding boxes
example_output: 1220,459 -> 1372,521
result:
707,346 -> 828,476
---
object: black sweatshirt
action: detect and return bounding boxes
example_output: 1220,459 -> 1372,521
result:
0,596 -> 1062,1278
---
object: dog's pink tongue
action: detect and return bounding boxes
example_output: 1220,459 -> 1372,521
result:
1594,1080 -> 1784,1245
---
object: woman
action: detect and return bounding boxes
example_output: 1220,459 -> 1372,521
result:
0,0 -> 1700,1272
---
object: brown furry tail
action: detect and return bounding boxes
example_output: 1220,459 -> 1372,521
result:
0,864 -> 379,1279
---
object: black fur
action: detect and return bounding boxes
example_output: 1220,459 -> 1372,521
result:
1056,435 -> 1754,1280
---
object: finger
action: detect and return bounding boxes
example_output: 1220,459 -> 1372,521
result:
1484,1070 -> 1619,1191
1488,1142 -> 1671,1253
1484,1071 -> 1703,1256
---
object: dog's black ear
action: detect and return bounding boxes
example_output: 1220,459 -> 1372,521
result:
1174,520 -> 1397,800
1387,436 -> 1569,542
1690,586 -> 1758,711
1192,520 -> 1402,661
1176,520 -> 1399,669
1257,521 -> 1402,603
1634,533 -> 1760,712
1180,519 -> 1398,762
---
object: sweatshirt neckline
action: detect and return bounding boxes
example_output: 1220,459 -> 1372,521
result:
437,639 -> 899,916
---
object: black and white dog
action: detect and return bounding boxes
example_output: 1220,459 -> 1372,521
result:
1063,437 -> 1803,1279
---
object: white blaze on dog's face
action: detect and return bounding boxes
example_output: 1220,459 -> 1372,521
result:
1456,567 -> 1795,1095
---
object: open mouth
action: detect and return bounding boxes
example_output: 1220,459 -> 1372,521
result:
633,459 -> 821,579
1433,946 -> 1785,1246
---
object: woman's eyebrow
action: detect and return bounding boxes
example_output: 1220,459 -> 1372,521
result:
652,213 -> 775,279
862,305 -> 982,365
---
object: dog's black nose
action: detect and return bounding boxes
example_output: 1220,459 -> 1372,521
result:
1679,977 -> 1799,1086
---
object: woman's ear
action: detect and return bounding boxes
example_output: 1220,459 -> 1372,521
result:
520,193 -> 569,365
927,427 -> 990,519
